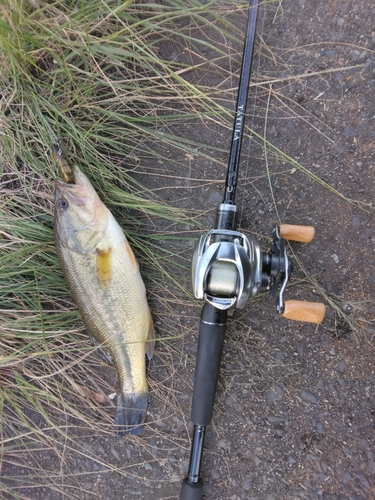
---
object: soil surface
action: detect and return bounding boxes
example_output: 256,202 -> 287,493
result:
3,0 -> 375,499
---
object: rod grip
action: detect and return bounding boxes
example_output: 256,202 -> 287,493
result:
279,224 -> 315,243
180,478 -> 203,500
282,300 -> 326,324
191,303 -> 227,427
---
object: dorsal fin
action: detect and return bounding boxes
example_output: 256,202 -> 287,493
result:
124,239 -> 138,271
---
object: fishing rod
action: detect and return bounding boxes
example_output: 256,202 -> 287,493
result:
179,1 -> 326,498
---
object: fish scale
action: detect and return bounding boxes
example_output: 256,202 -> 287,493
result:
57,251 -> 146,388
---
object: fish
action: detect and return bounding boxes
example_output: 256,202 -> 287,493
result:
53,152 -> 154,436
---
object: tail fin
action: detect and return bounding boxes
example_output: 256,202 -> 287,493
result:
114,391 -> 148,436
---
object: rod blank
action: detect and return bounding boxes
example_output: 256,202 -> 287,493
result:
223,0 -> 260,205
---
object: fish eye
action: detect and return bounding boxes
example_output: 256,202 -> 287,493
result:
57,198 -> 69,210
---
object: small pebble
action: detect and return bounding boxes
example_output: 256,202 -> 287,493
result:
111,447 -> 121,460
338,360 -> 347,373
300,389 -> 318,404
268,415 -> 285,423
268,382 -> 285,402
352,217 -> 361,229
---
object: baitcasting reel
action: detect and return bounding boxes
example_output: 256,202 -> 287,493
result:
191,203 -> 325,324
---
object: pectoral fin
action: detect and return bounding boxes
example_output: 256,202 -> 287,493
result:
96,247 -> 112,288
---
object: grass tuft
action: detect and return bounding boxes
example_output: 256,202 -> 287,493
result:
0,0 -> 252,494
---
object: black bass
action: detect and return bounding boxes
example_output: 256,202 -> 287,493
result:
54,157 -> 154,436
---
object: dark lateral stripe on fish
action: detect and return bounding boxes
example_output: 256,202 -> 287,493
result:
115,392 -> 148,436
96,248 -> 112,288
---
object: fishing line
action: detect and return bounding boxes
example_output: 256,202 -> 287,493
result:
238,0 -> 267,228
264,83 -> 281,221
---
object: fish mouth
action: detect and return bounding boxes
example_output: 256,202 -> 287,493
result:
55,178 -> 87,209
53,154 -> 98,211
55,163 -> 88,194
54,170 -> 90,211
55,178 -> 73,190
55,175 -> 77,197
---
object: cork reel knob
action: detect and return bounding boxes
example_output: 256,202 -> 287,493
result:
282,300 -> 326,324
279,224 -> 315,243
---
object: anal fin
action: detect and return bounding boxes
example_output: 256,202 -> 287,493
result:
88,331 -> 114,365
145,312 -> 155,360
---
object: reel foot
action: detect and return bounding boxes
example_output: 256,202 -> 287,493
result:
282,300 -> 326,324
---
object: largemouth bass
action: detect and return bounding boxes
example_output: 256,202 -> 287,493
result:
53,156 -> 154,436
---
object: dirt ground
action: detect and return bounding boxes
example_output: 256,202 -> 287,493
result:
3,0 -> 375,499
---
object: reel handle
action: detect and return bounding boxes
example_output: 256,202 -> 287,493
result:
279,224 -> 315,243
282,300 -> 326,324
